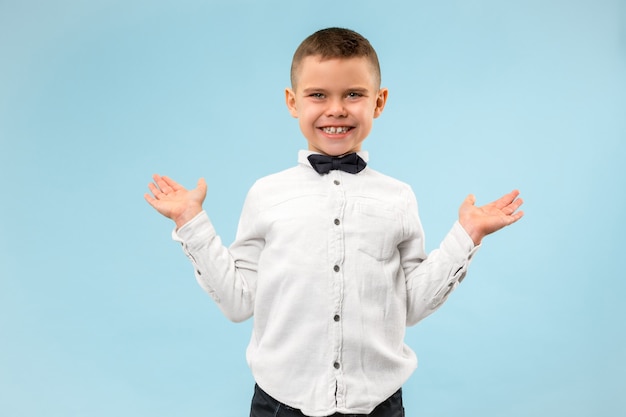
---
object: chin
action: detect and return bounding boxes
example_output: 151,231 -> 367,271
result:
320,143 -> 360,156
320,148 -> 355,157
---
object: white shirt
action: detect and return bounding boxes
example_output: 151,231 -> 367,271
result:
173,150 -> 479,416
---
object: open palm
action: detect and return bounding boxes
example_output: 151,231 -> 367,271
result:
144,174 -> 207,229
458,190 -> 524,245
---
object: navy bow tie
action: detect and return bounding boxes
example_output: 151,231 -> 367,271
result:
307,153 -> 367,175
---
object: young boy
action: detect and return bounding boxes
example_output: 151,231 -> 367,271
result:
145,28 -> 523,417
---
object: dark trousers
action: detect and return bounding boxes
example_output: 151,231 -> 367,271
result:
250,384 -> 405,417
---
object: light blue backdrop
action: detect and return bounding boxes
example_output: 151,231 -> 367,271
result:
1,0 -> 624,416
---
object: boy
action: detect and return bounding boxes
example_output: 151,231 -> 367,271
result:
145,28 -> 523,417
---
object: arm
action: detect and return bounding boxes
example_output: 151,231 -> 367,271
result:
402,190 -> 524,325
145,174 -> 258,322
402,220 -> 478,326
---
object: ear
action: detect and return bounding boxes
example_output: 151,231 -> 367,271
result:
373,88 -> 388,119
285,88 -> 298,118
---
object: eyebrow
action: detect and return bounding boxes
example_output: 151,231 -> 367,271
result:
301,87 -> 370,95
347,87 -> 370,95
301,88 -> 324,94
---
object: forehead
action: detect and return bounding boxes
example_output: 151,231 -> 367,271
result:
294,55 -> 379,89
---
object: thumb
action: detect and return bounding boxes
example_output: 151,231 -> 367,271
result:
197,178 -> 208,197
459,194 -> 476,217
197,177 -> 207,191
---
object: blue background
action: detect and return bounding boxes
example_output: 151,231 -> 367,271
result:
1,0 -> 625,416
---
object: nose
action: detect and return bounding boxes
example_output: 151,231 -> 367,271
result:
325,97 -> 347,118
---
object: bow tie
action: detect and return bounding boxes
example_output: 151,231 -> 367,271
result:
307,153 -> 367,175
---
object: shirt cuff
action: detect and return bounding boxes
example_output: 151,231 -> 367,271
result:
443,221 -> 480,261
171,210 -> 215,245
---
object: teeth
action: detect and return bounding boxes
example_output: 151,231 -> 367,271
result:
323,127 -> 349,134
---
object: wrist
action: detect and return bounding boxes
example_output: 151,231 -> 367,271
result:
469,232 -> 483,246
174,206 -> 203,230
459,220 -> 484,246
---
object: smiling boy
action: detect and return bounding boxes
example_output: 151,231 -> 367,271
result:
145,28 -> 523,417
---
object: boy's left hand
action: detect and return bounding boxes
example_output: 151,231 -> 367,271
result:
458,190 -> 524,245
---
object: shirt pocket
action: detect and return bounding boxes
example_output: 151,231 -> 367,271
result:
355,202 -> 403,261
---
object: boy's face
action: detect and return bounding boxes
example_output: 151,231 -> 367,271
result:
286,56 -> 388,156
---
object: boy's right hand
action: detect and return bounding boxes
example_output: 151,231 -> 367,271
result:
144,174 -> 207,229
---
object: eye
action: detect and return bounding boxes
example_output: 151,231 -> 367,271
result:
347,91 -> 363,98
308,92 -> 325,99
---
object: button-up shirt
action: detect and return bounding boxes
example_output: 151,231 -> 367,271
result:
173,150 -> 478,416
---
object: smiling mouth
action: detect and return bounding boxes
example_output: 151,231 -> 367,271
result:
320,126 -> 352,134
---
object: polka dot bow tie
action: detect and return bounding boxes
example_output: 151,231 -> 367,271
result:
307,153 -> 367,175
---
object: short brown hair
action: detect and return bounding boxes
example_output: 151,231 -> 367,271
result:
290,27 -> 381,89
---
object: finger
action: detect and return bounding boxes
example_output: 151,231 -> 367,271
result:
493,189 -> 520,209
149,174 -> 161,192
511,197 -> 524,211
501,197 -> 524,215
151,174 -> 168,193
162,175 -> 184,192
497,190 -> 519,207
147,182 -> 164,198
144,192 -> 159,209
507,210 -> 525,224
151,174 -> 163,188
153,174 -> 176,194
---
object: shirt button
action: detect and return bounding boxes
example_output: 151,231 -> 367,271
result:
333,265 -> 340,272
334,362 -> 340,369
196,270 -> 202,276
334,218 -> 340,225
334,315 -> 340,322
334,180 -> 340,185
